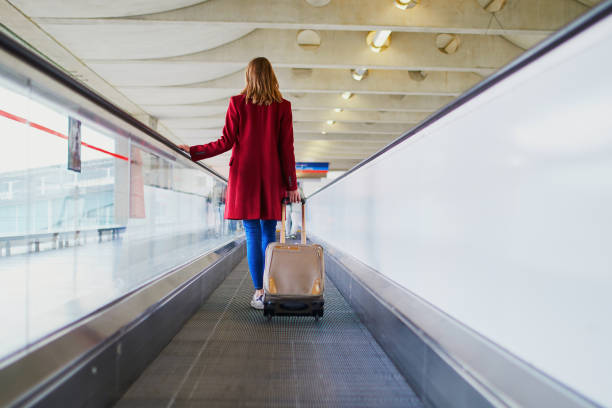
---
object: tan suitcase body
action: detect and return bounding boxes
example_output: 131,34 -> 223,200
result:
263,199 -> 325,320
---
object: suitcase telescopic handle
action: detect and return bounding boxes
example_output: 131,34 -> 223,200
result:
281,197 -> 307,244
281,197 -> 306,205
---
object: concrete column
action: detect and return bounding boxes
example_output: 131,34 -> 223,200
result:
113,135 -> 130,226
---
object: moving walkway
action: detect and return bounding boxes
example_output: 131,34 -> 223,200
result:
1,2 -> 612,407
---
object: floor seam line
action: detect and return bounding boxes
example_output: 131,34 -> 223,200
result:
165,266 -> 248,408
291,340 -> 301,408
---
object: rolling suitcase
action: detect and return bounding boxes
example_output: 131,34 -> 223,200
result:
263,198 -> 325,321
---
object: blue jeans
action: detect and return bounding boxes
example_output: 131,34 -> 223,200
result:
243,220 -> 277,289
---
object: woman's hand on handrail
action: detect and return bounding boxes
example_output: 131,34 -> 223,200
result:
287,189 -> 301,203
178,144 -> 190,153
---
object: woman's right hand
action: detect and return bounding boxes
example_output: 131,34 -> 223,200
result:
288,189 -> 301,203
178,144 -> 190,153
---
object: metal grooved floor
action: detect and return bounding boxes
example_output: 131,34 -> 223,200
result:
115,258 -> 424,408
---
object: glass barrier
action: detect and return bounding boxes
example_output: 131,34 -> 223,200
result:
307,10 -> 612,407
0,55 -> 243,360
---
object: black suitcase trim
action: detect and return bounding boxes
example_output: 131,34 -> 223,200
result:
263,295 -> 324,320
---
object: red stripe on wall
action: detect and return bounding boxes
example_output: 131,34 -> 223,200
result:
81,141 -> 129,161
0,109 -> 27,124
29,122 -> 68,140
0,109 -> 129,161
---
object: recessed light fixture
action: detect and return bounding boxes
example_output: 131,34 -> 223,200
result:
408,70 -> 428,81
351,67 -> 369,81
326,120 -> 336,125
341,91 -> 353,100
321,130 -> 327,135
395,0 -> 419,10
297,30 -> 321,49
436,34 -> 461,54
334,108 -> 343,113
366,30 -> 391,53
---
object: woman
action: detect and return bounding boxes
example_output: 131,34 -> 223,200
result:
179,57 -> 300,310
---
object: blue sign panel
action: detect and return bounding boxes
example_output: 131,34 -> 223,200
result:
296,162 -> 329,172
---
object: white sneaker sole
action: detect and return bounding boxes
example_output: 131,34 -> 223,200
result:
250,300 -> 264,310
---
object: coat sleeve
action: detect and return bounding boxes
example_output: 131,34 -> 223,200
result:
189,97 -> 239,161
279,101 -> 298,191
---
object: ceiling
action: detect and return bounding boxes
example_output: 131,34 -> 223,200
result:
0,0 -> 599,177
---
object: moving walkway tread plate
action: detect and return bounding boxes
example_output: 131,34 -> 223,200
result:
115,258 -> 423,407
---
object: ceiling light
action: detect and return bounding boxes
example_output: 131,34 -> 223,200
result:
351,67 -> 369,81
326,120 -> 336,125
372,31 -> 391,48
321,130 -> 327,135
366,30 -> 391,53
341,91 -> 353,100
395,0 -> 419,10
297,30 -> 321,49
408,70 -> 428,81
334,108 -> 343,113
436,34 -> 461,54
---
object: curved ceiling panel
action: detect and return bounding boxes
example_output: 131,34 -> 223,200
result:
163,117 -> 226,129
142,105 -> 229,118
172,128 -> 228,139
9,0 -> 207,18
87,62 -> 243,87
37,21 -> 253,60
503,34 -> 549,50
119,87 -> 236,105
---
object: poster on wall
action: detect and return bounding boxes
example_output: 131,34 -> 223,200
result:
67,117 -> 82,172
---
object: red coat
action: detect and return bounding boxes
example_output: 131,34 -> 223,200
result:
189,94 -> 297,220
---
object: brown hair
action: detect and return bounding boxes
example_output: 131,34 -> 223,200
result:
241,57 -> 283,105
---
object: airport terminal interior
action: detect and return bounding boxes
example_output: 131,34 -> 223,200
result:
1,0 -> 611,407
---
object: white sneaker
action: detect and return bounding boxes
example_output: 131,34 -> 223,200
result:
250,293 -> 264,310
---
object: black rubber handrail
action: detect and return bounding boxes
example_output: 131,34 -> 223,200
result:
308,0 -> 612,199
0,29 -> 228,183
